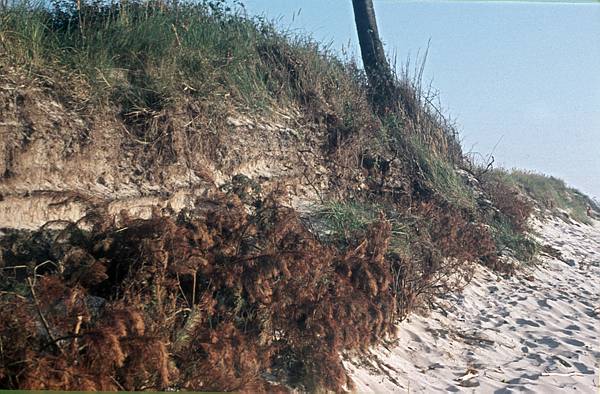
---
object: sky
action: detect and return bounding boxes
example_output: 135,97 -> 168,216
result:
233,0 -> 600,200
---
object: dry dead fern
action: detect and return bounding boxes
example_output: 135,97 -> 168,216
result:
0,191 -> 398,392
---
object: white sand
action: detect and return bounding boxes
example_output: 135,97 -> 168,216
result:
346,215 -> 600,393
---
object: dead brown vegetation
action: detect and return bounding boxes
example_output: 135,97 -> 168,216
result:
0,191 -> 399,392
388,199 -> 498,316
481,175 -> 533,233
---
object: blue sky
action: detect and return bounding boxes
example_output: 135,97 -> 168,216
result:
235,0 -> 600,199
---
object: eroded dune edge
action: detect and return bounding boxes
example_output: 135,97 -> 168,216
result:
1,2 -> 599,392
347,215 -> 600,393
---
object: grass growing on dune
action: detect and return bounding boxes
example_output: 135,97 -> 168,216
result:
508,170 -> 598,224
483,169 -> 598,225
0,0 -> 371,136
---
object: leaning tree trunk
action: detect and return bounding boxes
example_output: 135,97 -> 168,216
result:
351,0 -> 398,114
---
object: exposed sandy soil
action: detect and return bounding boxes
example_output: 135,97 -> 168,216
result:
1,69 -> 343,229
346,215 -> 600,393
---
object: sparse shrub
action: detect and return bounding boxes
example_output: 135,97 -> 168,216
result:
479,170 -> 538,264
316,201 -> 386,245
377,115 -> 475,210
481,171 -> 533,233
488,215 -> 539,265
316,197 -> 498,317
507,170 -> 598,224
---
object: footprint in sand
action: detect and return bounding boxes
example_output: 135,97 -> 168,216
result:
538,336 -> 560,348
537,299 -> 551,309
518,372 -> 541,382
404,328 -> 423,343
516,318 -> 541,328
557,350 -> 579,362
523,339 -> 538,348
563,338 -> 585,347
572,361 -> 594,374
494,319 -> 509,328
552,355 -> 572,367
577,299 -> 593,308
525,353 -> 545,365
493,389 -> 513,394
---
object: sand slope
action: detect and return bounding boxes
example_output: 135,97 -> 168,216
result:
346,215 -> 600,393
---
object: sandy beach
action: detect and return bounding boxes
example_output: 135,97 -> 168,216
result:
346,214 -> 600,393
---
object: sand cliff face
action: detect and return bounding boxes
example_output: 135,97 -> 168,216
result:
347,215 -> 600,393
1,69 -> 350,230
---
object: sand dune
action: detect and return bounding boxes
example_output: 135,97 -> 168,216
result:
346,215 -> 600,393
